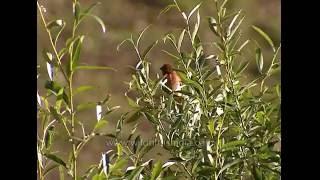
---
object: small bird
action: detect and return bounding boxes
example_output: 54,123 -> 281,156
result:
160,64 -> 182,92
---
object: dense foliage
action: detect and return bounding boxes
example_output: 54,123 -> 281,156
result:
37,0 -> 280,179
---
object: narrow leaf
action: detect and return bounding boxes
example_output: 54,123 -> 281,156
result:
133,135 -> 141,153
94,120 -> 108,131
236,61 -> 250,75
177,29 -> 186,52
75,65 -> 116,71
126,96 -> 139,108
76,102 -> 96,112
88,14 -> 106,33
74,85 -> 95,95
191,10 -> 200,43
217,159 -> 242,176
142,40 -> 158,60
46,62 -> 54,81
158,4 -> 177,18
151,161 -> 162,180
207,119 -> 215,136
71,35 -> 85,70
43,164 -> 59,176
137,25 -> 151,47
188,3 -> 201,20
127,166 -> 144,180
44,153 -> 66,167
252,25 -> 275,52
255,48 -> 264,73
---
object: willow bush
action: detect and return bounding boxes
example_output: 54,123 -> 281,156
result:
37,0 -> 280,179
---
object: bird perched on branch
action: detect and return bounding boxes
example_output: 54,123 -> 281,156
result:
160,64 -> 182,92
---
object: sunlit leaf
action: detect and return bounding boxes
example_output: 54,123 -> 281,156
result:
151,161 -> 162,180
94,120 -> 108,131
255,48 -> 264,73
127,166 -> 144,180
207,119 -> 215,136
188,3 -> 201,20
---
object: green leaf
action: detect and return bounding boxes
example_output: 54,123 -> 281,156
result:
163,33 -> 177,48
228,16 -> 244,41
45,80 -> 61,95
116,117 -> 124,135
255,48 -> 264,73
161,50 -> 180,60
137,25 -> 151,47
49,106 -> 63,123
151,77 -> 164,96
208,17 -> 219,36
44,125 -> 55,149
71,35 -> 85,70
126,110 -> 142,123
178,72 -> 204,97
177,29 -> 185,52
239,81 -> 258,95
76,102 -> 96,112
55,88 -> 64,111
58,48 -> 67,59
117,143 -> 123,157
87,14 -> 106,33
110,158 -> 128,174
188,3 -> 201,20
220,0 -> 229,10
221,140 -> 246,151
252,165 -> 263,180
46,19 -> 64,29
75,65 -> 116,71
43,164 -> 59,176
126,96 -> 139,108
59,166 -> 65,180
192,10 -> 200,44
127,166 -> 144,180
227,10 -> 241,36
158,4 -> 177,18
207,119 -> 215,136
255,111 -> 265,124
236,60 -> 250,75
150,161 -> 162,180
217,159 -> 242,176
143,112 -> 158,124
252,25 -> 276,52
133,135 -> 141,153
81,165 -> 99,179
92,174 -> 107,180
44,153 -> 66,168
139,143 -> 155,157
237,40 -> 250,52
94,120 -> 108,131
74,2 -> 81,23
142,40 -> 158,60
162,176 -> 178,180
74,85 -> 95,95
117,38 -> 134,51
79,2 -> 100,20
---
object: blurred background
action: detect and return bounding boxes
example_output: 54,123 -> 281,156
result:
37,0 -> 280,179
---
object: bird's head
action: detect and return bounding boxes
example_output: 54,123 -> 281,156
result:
160,64 -> 173,75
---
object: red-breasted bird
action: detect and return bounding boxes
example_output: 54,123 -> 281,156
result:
160,64 -> 182,92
